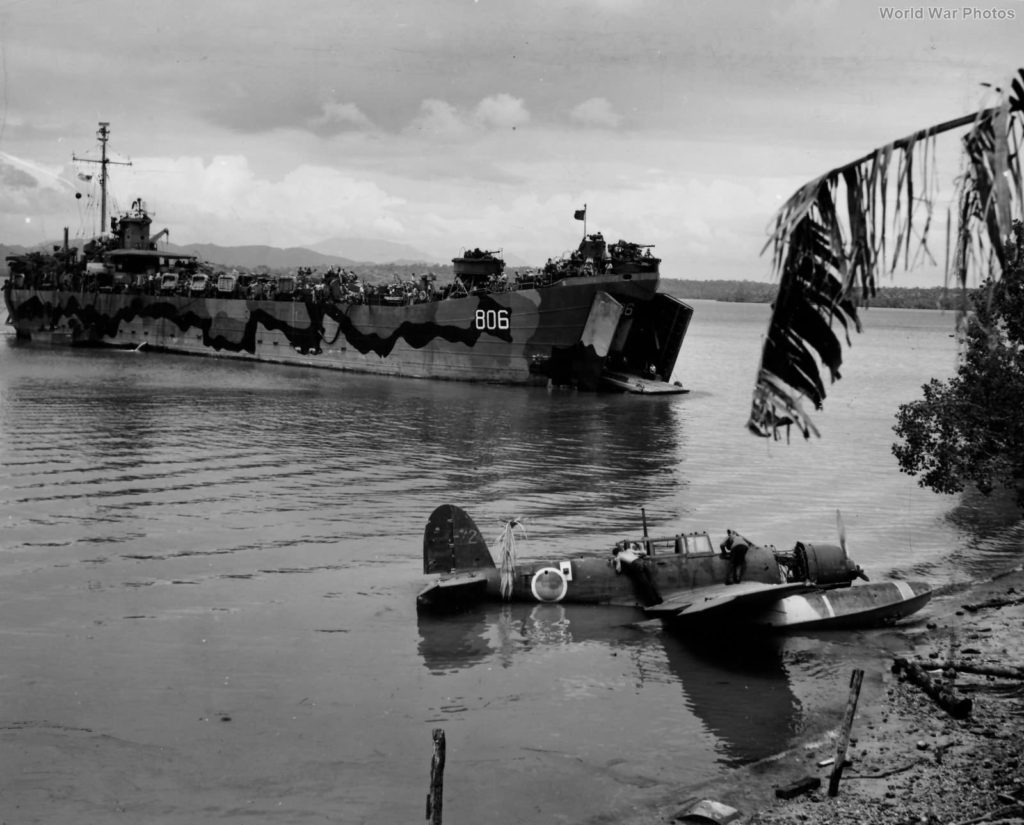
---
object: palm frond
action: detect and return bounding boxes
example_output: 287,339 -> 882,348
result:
749,68 -> 1024,439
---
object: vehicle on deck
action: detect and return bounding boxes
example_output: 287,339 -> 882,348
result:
188,273 -> 210,297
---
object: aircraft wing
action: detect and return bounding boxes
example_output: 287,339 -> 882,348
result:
642,589 -> 702,617
643,581 -> 819,622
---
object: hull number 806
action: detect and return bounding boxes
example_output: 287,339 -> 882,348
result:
474,308 -> 510,331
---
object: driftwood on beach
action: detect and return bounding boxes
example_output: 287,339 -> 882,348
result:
899,658 -> 1024,681
950,801 -> 1024,825
962,594 -> 1024,613
892,657 -> 973,719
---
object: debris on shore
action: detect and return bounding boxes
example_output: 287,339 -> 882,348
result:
620,566 -> 1024,825
748,567 -> 1024,825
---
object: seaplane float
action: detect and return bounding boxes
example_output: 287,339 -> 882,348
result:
415,505 -> 933,631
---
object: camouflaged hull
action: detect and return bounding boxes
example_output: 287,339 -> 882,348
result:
4,271 -> 693,389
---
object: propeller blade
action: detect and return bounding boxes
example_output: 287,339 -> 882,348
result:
836,509 -> 847,555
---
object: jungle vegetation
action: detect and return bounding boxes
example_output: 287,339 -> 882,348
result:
745,67 -> 1024,511
892,222 -> 1024,509
749,68 -> 1024,444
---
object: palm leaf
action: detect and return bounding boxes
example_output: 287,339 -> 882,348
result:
748,68 -> 1024,439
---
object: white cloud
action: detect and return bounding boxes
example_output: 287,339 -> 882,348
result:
569,98 -> 621,128
372,214 -> 406,235
473,94 -> 531,130
770,0 -> 840,27
309,101 -> 375,131
406,99 -> 467,139
405,95 -> 531,140
0,152 -> 76,192
114,155 -> 407,248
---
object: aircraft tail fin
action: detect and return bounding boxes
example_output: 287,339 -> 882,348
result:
423,504 -> 496,575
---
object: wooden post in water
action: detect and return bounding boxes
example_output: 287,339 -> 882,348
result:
828,668 -> 864,797
426,728 -> 446,824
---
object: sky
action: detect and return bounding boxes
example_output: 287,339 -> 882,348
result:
0,0 -> 1021,281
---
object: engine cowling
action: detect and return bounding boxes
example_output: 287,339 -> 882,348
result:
794,542 -> 861,585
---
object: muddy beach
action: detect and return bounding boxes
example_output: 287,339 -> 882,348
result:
618,565 -> 1024,825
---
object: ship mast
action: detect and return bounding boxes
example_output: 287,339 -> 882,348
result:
73,122 -> 132,234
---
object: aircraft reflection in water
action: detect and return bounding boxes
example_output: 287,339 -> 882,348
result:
416,602 -> 800,766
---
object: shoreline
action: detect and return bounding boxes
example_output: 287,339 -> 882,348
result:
617,563 -> 1024,825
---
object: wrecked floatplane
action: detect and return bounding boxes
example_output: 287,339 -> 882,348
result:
415,505 -> 933,631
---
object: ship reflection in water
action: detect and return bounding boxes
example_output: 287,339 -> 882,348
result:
417,602 -> 799,767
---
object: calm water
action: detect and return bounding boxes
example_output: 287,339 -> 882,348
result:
1,300 -> 1021,824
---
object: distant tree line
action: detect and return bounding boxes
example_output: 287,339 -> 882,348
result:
660,279 -> 968,310
660,279 -> 778,304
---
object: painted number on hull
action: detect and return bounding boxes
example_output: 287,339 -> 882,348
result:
474,309 -> 510,331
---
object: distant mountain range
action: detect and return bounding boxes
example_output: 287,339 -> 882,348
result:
177,243 -> 364,270
1,237 -> 446,272
309,237 -> 530,267
155,237 -> 448,268
2,236 -> 532,270
310,236 -> 441,265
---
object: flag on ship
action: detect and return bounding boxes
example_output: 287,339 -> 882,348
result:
574,207 -> 586,221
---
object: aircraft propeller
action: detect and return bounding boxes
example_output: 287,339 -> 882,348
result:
836,508 -> 847,556
837,509 -> 869,581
